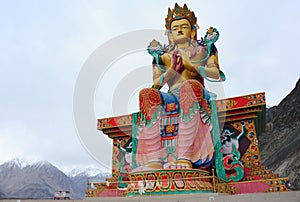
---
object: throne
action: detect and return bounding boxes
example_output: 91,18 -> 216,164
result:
85,92 -> 291,197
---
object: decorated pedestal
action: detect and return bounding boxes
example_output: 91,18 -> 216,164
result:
127,169 -> 214,196
85,92 -> 291,197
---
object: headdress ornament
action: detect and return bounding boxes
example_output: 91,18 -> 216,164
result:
165,3 -> 198,30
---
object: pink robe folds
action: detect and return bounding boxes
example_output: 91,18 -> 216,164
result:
136,80 -> 214,169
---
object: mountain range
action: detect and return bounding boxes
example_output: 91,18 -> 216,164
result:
0,158 -> 110,199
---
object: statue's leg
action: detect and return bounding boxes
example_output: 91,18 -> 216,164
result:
136,88 -> 163,169
136,122 -> 163,169
176,80 -> 214,168
139,88 -> 162,121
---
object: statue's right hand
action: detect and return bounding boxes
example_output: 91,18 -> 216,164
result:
182,58 -> 197,73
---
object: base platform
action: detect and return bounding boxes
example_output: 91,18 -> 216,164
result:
126,169 -> 214,196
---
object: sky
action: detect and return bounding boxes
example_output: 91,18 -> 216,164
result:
0,0 -> 299,173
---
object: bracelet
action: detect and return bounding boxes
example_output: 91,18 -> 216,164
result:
199,66 -> 207,78
159,74 -> 164,86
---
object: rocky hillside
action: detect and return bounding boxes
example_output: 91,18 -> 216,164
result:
0,159 -> 110,199
259,79 -> 300,190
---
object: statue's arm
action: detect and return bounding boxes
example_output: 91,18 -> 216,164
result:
152,64 -> 163,89
152,54 -> 176,89
205,54 -> 220,79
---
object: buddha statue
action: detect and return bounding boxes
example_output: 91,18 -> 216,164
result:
134,3 -> 224,170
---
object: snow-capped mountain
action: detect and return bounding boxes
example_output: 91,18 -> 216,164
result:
67,167 -> 104,177
67,167 -> 110,198
0,158 -> 110,199
2,158 -> 29,169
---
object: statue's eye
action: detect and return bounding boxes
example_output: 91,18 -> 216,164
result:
172,26 -> 178,31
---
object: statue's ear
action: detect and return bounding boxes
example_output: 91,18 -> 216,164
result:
191,29 -> 196,40
167,32 -> 174,45
168,32 -> 173,41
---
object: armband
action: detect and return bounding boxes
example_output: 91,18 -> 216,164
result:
199,66 -> 207,78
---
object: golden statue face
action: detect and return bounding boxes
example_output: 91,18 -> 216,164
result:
170,18 -> 193,44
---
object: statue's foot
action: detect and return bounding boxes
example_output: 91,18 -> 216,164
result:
174,159 -> 192,169
144,161 -> 163,169
132,161 -> 163,172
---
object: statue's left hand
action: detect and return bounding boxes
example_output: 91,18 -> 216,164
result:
172,50 -> 184,73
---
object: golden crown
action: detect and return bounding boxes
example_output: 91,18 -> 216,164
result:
165,3 -> 197,30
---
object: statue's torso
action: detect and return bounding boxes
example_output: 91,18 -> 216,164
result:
161,45 -> 207,90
